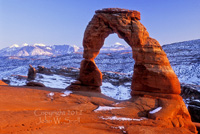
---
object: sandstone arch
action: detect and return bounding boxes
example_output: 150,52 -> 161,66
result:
79,8 -> 181,96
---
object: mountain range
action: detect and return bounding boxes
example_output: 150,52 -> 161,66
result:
0,44 -> 79,57
0,42 -> 131,57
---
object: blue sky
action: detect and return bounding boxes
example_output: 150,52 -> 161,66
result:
0,0 -> 200,49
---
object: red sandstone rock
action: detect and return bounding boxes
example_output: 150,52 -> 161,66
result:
79,59 -> 102,86
95,8 -> 141,20
79,8 -> 181,95
0,86 -> 197,133
0,80 -> 8,85
194,122 -> 200,133
66,9 -> 197,132
66,84 -> 101,92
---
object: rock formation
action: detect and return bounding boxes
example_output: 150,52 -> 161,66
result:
66,8 -> 197,133
78,8 -> 180,96
0,80 -> 8,85
27,64 -> 36,80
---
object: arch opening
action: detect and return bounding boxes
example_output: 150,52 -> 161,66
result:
95,33 -> 135,100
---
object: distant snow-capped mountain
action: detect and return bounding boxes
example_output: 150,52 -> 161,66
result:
0,44 -> 80,57
101,42 -> 131,53
0,42 -> 132,56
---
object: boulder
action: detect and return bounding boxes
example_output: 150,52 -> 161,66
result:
27,64 -> 36,80
79,59 -> 102,86
26,82 -> 45,87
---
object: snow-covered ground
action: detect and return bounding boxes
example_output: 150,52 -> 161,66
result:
34,74 -> 72,88
101,82 -> 131,100
3,72 -> 132,100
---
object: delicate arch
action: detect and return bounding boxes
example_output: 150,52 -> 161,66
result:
79,8 -> 181,96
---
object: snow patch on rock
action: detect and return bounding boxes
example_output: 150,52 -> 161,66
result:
61,90 -> 72,97
100,116 -> 147,121
48,92 -> 54,96
149,107 -> 162,114
34,74 -> 71,89
111,125 -> 125,130
101,82 -> 131,100
94,106 -> 123,112
9,44 -> 20,48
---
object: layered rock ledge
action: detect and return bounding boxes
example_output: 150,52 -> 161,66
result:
0,85 -> 198,133
95,8 -> 141,20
